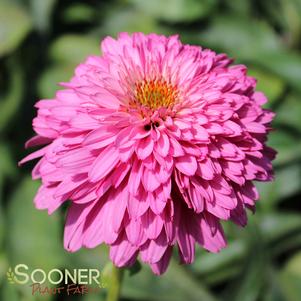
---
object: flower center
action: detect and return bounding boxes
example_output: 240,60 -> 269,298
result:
134,79 -> 178,109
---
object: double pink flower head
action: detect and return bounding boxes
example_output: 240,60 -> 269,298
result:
21,33 -> 275,275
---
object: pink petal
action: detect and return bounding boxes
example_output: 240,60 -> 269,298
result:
195,213 -> 227,252
89,146 -> 119,182
125,217 -> 147,246
140,230 -> 168,264
136,135 -> 154,160
141,209 -> 164,240
25,135 -> 52,149
64,201 -> 96,251
175,156 -> 197,176
128,159 -> 143,195
110,233 -> 138,267
142,167 -> 161,192
156,133 -> 170,157
150,246 -> 173,275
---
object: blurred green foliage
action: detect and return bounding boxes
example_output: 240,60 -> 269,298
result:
0,0 -> 301,300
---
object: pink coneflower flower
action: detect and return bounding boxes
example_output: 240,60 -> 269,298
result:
21,33 -> 275,275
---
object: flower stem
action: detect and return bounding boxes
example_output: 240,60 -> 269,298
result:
106,265 -> 124,301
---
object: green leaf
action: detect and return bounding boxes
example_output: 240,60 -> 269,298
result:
200,15 -> 282,60
83,291 -> 105,301
223,0 -> 251,16
267,130 -> 301,166
29,0 -> 57,32
262,268 -> 287,301
230,252 -> 266,301
0,2 -> 32,56
247,67 -> 285,105
224,225 -> 267,301
264,0 -> 301,47
49,34 -> 100,65
0,252 -> 8,284
129,0 -> 217,22
38,35 -> 101,98
271,232 -> 301,259
122,259 -> 217,301
65,244 -> 109,270
0,143 -> 16,248
280,252 -> 301,301
276,93 -> 301,131
284,252 -> 301,278
63,3 -> 95,23
7,177 -> 65,270
199,16 -> 301,91
127,260 -> 142,276
256,164 -> 301,207
0,61 -> 24,132
6,177 -> 64,299
259,212 -> 301,243
0,204 -> 4,249
0,143 -> 17,181
102,8 -> 162,37
255,51 -> 301,93
0,281 -> 19,301
191,241 -> 246,283
38,64 -> 74,98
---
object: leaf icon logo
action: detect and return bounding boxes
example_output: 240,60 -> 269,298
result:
6,267 -> 15,284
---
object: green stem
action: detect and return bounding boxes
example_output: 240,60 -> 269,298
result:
106,265 -> 124,301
